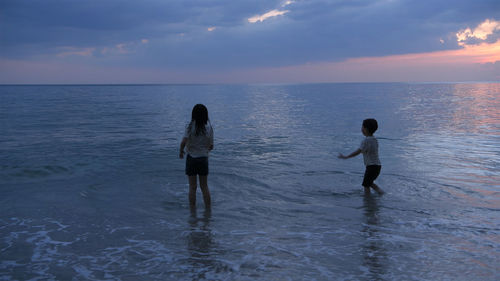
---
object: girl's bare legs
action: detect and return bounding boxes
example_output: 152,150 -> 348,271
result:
188,176 -> 198,208
199,175 -> 211,209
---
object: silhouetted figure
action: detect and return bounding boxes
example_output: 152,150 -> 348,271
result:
180,104 -> 214,209
339,119 -> 384,195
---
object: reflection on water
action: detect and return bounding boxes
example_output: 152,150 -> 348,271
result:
244,87 -> 305,135
399,83 -> 500,209
185,208 -> 221,280
451,83 -> 500,135
361,194 -> 387,280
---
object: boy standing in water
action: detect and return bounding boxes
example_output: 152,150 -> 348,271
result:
339,119 -> 384,195
180,104 -> 214,209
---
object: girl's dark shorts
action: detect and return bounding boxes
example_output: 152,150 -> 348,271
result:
185,155 -> 209,176
362,165 -> 381,187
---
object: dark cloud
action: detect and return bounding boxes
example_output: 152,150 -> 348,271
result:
1,0 -> 498,69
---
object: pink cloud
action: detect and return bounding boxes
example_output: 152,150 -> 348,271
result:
56,47 -> 95,57
456,19 -> 500,45
2,30 -> 498,84
248,9 -> 289,23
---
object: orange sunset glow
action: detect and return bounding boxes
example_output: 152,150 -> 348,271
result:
350,39 -> 500,66
350,18 -> 500,67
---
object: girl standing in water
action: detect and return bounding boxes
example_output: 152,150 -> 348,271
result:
179,104 -> 214,209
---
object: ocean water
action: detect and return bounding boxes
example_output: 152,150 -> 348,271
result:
0,83 -> 499,280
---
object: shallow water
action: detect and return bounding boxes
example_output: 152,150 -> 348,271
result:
1,83 -> 499,280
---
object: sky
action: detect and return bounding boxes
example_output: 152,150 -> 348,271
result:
0,0 -> 499,84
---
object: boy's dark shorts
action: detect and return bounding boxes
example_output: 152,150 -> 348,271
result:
185,155 -> 209,176
362,165 -> 381,187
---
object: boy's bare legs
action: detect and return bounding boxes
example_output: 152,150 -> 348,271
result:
188,176 -> 198,208
199,175 -> 211,209
364,186 -> 371,195
371,183 -> 384,195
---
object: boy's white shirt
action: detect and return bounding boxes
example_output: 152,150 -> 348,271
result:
359,136 -> 381,166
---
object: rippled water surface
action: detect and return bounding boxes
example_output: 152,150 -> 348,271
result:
1,83 -> 499,280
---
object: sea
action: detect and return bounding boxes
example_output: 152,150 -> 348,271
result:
1,83 -> 499,280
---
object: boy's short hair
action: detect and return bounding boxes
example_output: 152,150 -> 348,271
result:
363,119 -> 378,134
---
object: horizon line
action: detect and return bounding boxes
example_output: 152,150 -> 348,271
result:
1,81 -> 499,86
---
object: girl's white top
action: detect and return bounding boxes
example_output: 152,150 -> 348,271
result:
360,136 -> 381,166
184,122 -> 214,158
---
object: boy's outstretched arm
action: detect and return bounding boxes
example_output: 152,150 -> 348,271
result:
338,149 -> 362,159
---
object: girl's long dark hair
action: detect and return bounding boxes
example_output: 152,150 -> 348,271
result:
189,104 -> 209,136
